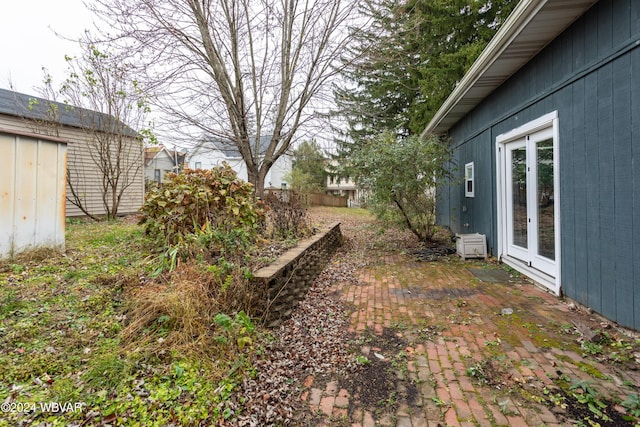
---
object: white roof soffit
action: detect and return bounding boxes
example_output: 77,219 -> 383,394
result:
422,0 -> 599,136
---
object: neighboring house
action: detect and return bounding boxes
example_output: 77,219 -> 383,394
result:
423,0 -> 639,330
326,174 -> 358,204
186,135 -> 292,189
144,145 -> 185,184
0,88 -> 144,217
324,160 -> 369,207
325,169 -> 366,207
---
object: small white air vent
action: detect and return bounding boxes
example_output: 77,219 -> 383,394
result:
455,233 -> 487,260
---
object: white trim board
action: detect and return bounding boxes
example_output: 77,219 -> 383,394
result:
495,111 -> 561,295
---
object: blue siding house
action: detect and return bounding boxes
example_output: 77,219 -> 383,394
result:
423,0 -> 640,330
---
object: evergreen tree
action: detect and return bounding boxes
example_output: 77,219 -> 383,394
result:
407,0 -> 517,131
333,0 -> 517,153
285,140 -> 328,193
331,0 -> 516,236
333,0 -> 416,149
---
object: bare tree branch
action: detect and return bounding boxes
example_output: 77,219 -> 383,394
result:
32,44 -> 153,220
88,0 -> 359,195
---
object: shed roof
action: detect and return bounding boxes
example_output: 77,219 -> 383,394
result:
421,0 -> 598,136
0,88 -> 138,137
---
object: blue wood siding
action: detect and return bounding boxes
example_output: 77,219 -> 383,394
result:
437,129 -> 496,253
632,35 -> 640,330
613,53 -> 634,327
439,0 -> 640,329
570,79 -> 588,305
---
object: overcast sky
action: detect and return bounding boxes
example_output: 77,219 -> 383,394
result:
0,1 -> 94,96
0,1 -> 340,150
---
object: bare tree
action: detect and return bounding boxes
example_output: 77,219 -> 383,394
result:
89,0 -> 360,196
24,45 -> 153,220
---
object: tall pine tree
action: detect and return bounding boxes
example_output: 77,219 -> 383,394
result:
408,0 -> 516,131
333,0 -> 416,150
333,0 -> 517,155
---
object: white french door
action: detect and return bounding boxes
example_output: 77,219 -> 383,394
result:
505,139 -> 529,262
497,112 -> 560,294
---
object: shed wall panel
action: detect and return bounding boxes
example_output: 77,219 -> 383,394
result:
597,62 -> 616,319
0,134 -> 17,256
634,0 -> 640,37
13,139 -> 39,249
583,72 -> 603,312
553,85 -> 573,299
570,79 -> 588,304
612,53 -> 634,327
0,133 -> 66,258
632,45 -> 640,329
613,0 -> 631,46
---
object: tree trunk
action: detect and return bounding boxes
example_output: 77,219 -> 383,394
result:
255,179 -> 265,198
247,169 -> 263,198
394,198 -> 424,241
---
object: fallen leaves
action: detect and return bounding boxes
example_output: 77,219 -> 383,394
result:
228,209 -> 383,425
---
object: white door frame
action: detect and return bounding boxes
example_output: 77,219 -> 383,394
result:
504,139 -> 529,261
496,111 -> 561,295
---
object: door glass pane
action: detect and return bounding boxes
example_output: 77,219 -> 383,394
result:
511,147 -> 527,248
536,139 -> 555,260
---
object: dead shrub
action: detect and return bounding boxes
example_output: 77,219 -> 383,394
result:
122,262 -> 261,361
263,190 -> 311,240
1,247 -> 63,265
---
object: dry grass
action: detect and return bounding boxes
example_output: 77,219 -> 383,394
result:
118,205 -> 315,367
121,262 -> 262,364
0,246 -> 64,268
123,278 -> 211,344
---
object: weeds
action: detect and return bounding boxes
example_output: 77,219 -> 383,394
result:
466,361 -> 489,385
581,340 -> 603,356
0,218 -> 267,426
391,350 -> 409,379
578,331 -> 640,367
497,398 -> 518,415
431,396 -> 447,407
569,380 -> 611,422
355,355 -> 370,365
621,393 -> 640,418
543,387 -> 567,409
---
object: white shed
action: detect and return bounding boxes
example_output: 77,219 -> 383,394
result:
0,130 -> 67,258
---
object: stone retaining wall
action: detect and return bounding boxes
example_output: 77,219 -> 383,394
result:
252,222 -> 342,327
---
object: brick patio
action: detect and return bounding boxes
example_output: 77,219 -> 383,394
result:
300,253 -> 640,426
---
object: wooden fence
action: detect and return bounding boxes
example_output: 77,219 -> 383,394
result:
264,189 -> 347,208
307,192 -> 347,207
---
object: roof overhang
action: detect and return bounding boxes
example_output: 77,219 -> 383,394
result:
421,0 -> 598,137
0,127 -> 68,145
